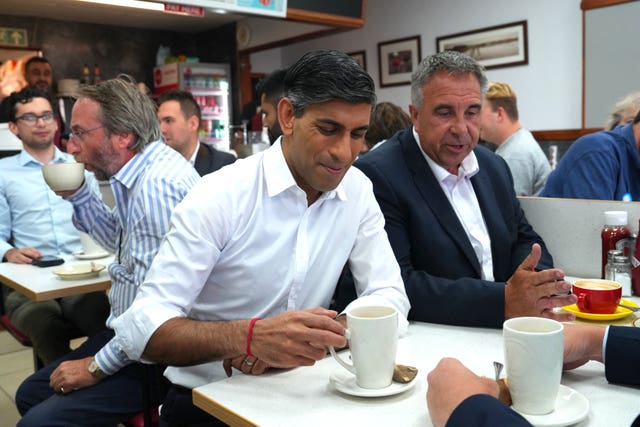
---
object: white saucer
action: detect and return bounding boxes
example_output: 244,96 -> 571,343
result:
513,385 -> 589,427
73,251 -> 110,260
53,263 -> 105,280
329,369 -> 418,397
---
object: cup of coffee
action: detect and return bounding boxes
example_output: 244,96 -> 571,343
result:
503,317 -> 564,415
79,232 -> 105,255
573,279 -> 622,314
329,305 -> 398,389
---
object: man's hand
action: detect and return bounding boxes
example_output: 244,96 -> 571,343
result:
223,355 -> 270,377
4,247 -> 41,264
250,307 -> 346,369
427,358 -> 499,427
563,323 -> 605,370
49,357 -> 101,394
504,243 -> 577,321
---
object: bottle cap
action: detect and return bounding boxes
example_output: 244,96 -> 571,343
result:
604,211 -> 628,226
613,254 -> 630,264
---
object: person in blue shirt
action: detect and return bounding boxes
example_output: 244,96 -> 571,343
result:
0,88 -> 109,366
14,77 -> 200,427
540,110 -> 640,201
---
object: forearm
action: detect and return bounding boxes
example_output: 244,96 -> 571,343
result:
144,317 -> 249,366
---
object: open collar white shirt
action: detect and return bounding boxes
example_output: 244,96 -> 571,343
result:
413,128 -> 494,280
113,140 -> 410,388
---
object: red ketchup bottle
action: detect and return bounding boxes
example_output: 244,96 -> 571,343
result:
632,219 -> 640,295
601,211 -> 631,279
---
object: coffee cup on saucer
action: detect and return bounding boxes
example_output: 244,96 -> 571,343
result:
572,279 -> 622,314
79,232 -> 107,256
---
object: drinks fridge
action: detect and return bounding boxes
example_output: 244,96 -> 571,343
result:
153,62 -> 232,151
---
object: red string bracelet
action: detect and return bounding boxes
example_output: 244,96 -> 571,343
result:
246,317 -> 260,358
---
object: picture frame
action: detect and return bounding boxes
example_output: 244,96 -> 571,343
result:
347,50 -> 367,71
436,20 -> 528,70
377,35 -> 421,88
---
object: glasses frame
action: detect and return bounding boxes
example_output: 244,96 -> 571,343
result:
14,112 -> 56,125
69,125 -> 105,140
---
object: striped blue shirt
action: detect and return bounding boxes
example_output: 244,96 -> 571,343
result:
67,140 -> 199,374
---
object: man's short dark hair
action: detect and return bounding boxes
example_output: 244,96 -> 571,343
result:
157,89 -> 201,124
284,50 -> 376,117
6,87 -> 54,123
256,69 -> 287,107
24,56 -> 51,74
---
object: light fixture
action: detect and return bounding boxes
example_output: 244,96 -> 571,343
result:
75,0 -> 164,12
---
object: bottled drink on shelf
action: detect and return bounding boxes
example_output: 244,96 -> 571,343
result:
93,64 -> 101,84
81,64 -> 91,85
601,211 -> 631,279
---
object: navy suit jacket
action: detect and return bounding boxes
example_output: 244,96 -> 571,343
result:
194,142 -> 236,177
447,326 -> 640,426
354,129 -> 552,327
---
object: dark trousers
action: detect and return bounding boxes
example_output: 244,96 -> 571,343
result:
160,384 -> 228,427
16,329 -> 168,427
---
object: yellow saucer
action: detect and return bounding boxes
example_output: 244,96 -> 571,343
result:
562,299 -> 638,321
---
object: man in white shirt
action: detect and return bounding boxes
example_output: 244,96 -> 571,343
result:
112,49 -> 410,426
157,89 -> 235,176
480,81 -> 550,196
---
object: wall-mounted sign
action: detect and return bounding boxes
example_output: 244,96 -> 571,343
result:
0,28 -> 28,47
157,0 -> 287,18
164,3 -> 205,16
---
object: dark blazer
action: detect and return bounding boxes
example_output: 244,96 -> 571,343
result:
194,142 -> 236,177
354,129 -> 552,327
447,326 -> 640,426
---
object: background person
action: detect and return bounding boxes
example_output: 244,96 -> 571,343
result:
256,68 -> 287,144
15,77 -> 200,427
541,109 -> 640,200
480,81 -> 550,196
157,89 -> 235,176
110,50 -> 410,427
604,91 -> 640,130
0,88 -> 108,366
363,101 -> 412,152
351,50 -> 576,327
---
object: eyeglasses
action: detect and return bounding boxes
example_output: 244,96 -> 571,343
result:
69,125 -> 105,140
15,112 -> 55,125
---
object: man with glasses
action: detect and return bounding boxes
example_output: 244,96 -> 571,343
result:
0,88 -> 110,366
15,77 -> 200,426
1,57 -> 68,150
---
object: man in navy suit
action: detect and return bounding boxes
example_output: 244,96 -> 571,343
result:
158,90 -> 235,176
427,324 -> 640,427
353,51 -> 576,327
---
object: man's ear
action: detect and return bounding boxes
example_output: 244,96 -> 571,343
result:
7,121 -> 19,137
112,131 -> 135,150
278,97 -> 295,136
188,115 -> 199,133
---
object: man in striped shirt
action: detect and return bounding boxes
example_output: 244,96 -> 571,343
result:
15,77 -> 200,427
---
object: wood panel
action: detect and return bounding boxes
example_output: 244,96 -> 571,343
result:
531,128 -> 601,141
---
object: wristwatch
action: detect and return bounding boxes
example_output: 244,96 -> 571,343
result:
87,357 -> 108,380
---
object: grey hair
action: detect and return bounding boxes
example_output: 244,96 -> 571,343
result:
604,91 -> 640,130
284,50 -> 376,117
78,75 -> 160,152
410,50 -> 488,110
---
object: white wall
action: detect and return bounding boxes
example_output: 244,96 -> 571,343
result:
251,0 -> 582,131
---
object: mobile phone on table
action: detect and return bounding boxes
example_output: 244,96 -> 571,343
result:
31,255 -> 65,268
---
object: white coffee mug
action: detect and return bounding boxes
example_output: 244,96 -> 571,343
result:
79,232 -> 105,255
503,317 -> 564,415
329,305 -> 398,389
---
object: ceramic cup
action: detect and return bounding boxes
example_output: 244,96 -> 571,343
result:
503,317 -> 564,415
41,162 -> 85,192
573,279 -> 622,314
329,305 -> 398,389
79,232 -> 105,255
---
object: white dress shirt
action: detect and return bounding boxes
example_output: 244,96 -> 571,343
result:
113,140 -> 410,388
413,128 -> 494,280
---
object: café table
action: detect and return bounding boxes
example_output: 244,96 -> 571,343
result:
0,254 -> 113,301
193,300 -> 640,427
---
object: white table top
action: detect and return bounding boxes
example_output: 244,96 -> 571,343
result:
0,254 -> 113,301
193,314 -> 640,427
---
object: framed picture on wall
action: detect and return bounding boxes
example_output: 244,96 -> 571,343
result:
377,35 -> 421,88
347,50 -> 367,71
436,20 -> 528,70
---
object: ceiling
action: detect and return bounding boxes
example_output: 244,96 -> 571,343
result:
1,0 -> 251,33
